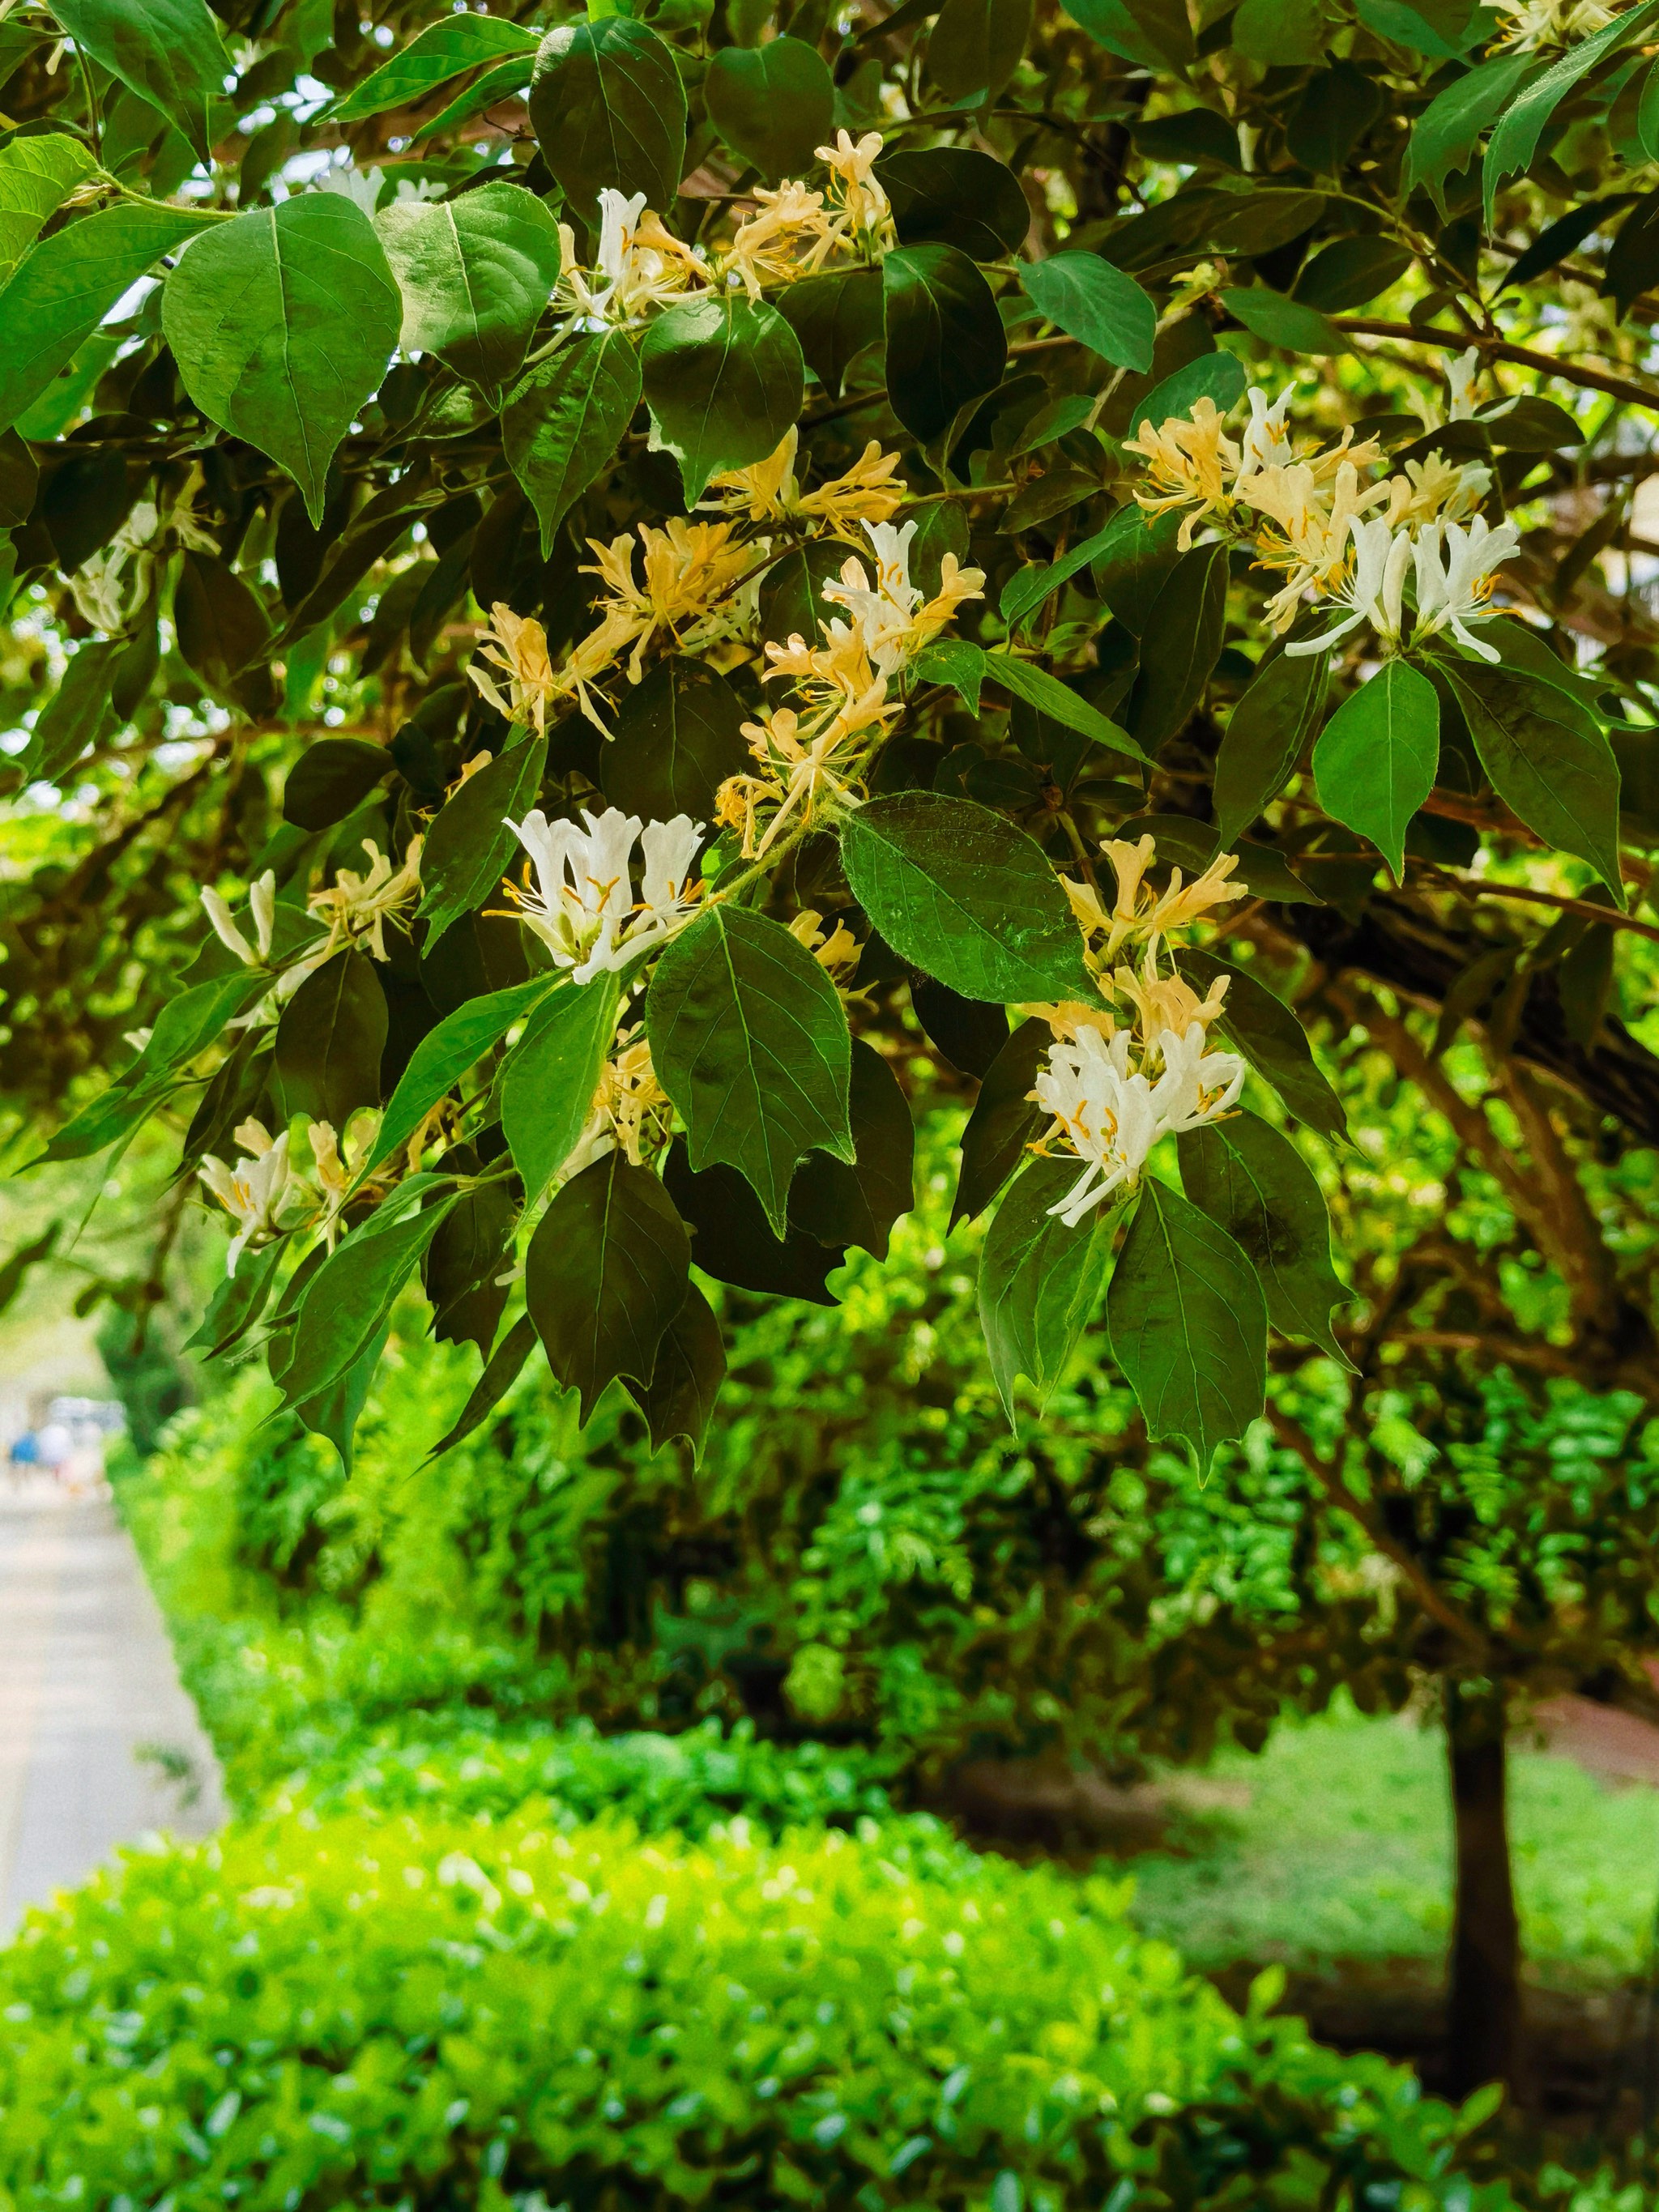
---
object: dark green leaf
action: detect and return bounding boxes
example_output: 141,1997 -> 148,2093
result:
1485,2 -> 1658,222
640,295 -> 804,505
1107,1177 -> 1267,1469
163,196 -> 403,525
277,1188 -> 463,1411
1064,0 -> 1192,69
1000,517 -> 1121,632
424,1179 -> 517,1357
528,15 -> 687,214
841,791 -> 1094,1004
1293,236 -> 1413,313
913,637 -> 986,714
952,1016 -> 1048,1226
1126,351 -> 1247,441
0,201 -> 212,437
424,1311 -> 539,1463
1214,648 -> 1327,846
376,181 -> 564,407
774,267 -> 885,395
416,56 -> 537,144
274,950 -> 388,1131
875,149 -> 1030,261
370,977 -> 553,1172
292,1319 -> 388,1477
284,738 -> 392,832
501,972 -> 621,1201
598,657 -> 750,820
1233,0 -> 1324,62
40,970 -> 266,1162
926,0 -> 1033,107
1402,52 -> 1532,217
417,733 -> 548,942
983,654 -> 1149,762
1090,504 -> 1183,633
705,36 -> 835,181
624,1281 -> 725,1455
1439,658 -> 1624,906
787,1038 -> 915,1259
18,637 -> 123,783
979,1155 -> 1114,1419
1503,198 -> 1624,290
331,15 -> 539,122
53,0 -> 228,165
504,333 -> 642,558
1285,62 -> 1384,172
1220,285 -> 1346,356
526,1150 -> 690,1420
1021,253 -> 1155,373
1605,190 -> 1659,316
1180,947 -> 1348,1144
184,1237 -> 284,1360
881,242 -> 1007,444
665,1143 -> 844,1302
1312,658 -> 1439,881
1179,1112 -> 1349,1362
173,552 -> 270,692
1126,541 -> 1228,752
646,905 -> 853,1236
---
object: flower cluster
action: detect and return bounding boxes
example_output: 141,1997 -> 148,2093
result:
198,1114 -> 376,1272
717,518 -> 984,856
562,1026 -> 675,1180
1123,358 -> 1516,656
555,132 -> 895,334
701,428 -> 905,532
1489,0 -> 1618,51
497,806 -> 705,982
1030,837 -> 1251,1227
307,837 -> 424,961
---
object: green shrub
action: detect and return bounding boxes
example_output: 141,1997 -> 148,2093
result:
0,1809 -> 1520,2212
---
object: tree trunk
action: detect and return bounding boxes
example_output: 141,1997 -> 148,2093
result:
1445,1679 -> 1526,2101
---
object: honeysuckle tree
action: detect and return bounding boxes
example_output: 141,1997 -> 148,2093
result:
9,0 -> 1659,2097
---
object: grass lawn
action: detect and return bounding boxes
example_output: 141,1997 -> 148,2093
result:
1124,1702 -> 1659,1991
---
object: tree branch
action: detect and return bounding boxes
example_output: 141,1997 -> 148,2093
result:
1336,318 -> 1659,414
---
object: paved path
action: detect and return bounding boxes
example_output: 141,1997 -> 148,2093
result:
0,1480 -> 224,1933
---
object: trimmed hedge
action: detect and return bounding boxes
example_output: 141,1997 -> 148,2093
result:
0,1808 -> 1521,2212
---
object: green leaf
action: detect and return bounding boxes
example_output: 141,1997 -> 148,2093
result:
926,0 -> 1033,108
1126,541 -> 1229,752
646,905 -> 853,1236
528,15 -> 687,215
640,295 -> 804,505
503,332 -> 642,558
774,266 -> 885,396
185,1237 -> 284,1360
1233,0 -> 1324,63
979,1156 -> 1115,1420
53,0 -> 228,166
330,15 -> 539,122
876,148 -> 1030,261
705,36 -> 834,181
173,552 -> 270,693
881,242 -> 1007,444
1439,658 -> 1625,907
952,1016 -> 1047,1227
0,201 -> 212,437
0,134 -> 96,288
1178,1113 -> 1350,1363
840,791 -> 1095,1004
283,737 -> 391,832
1126,350 -> 1247,441
983,653 -> 1149,762
163,195 -> 402,526
18,637 -> 123,783
597,656 -> 750,821
1107,1177 -> 1267,1470
999,518 -> 1123,632
526,1151 -> 691,1421
1214,648 -> 1328,846
273,949 -> 388,1131
1354,0 -> 1483,54
40,969 -> 263,1161
369,977 -> 554,1173
666,1143 -> 844,1302
1090,505 -> 1183,634
623,1281 -> 725,1457
1064,0 -> 1192,69
913,637 -> 986,714
276,1189 -> 464,1412
375,180 -> 564,409
424,1180 -> 516,1357
417,734 -> 549,942
1220,284 -> 1346,356
1021,252 -> 1155,373
787,1037 -> 915,1260
292,1319 -> 388,1476
1180,948 -> 1348,1144
1402,52 -> 1533,218
501,972 -> 621,1201
1312,658 -> 1440,882
1486,0 -> 1659,219
416,56 -> 537,144
424,1311 -> 539,1464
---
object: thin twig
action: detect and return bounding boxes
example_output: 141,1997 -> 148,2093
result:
1337,318 -> 1659,414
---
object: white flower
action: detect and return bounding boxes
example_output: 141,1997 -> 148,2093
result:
1149,1022 -> 1247,1136
307,838 -> 422,960
198,1126 -> 291,1276
201,870 -> 276,967
1033,1027 -> 1162,1227
501,807 -> 705,982
314,164 -> 385,215
1286,514 -> 1412,658
1444,345 -> 1481,423
1237,383 -> 1297,479
821,518 -> 922,676
1411,516 -> 1520,661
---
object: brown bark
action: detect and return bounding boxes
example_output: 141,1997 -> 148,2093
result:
1445,1680 -> 1527,2101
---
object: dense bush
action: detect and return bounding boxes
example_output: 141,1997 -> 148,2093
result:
0,1807 -> 1527,2212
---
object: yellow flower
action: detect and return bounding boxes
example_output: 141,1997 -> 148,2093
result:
703,430 -> 908,532
795,441 -> 906,531
1122,398 -> 1242,548
470,604 -> 561,733
558,189 -> 710,326
788,906 -> 862,984
307,837 -> 424,961
817,130 -> 892,239
1112,941 -> 1231,1046
721,181 -> 841,297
